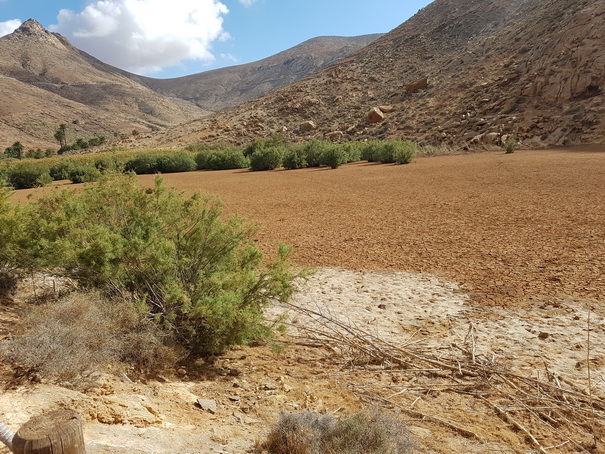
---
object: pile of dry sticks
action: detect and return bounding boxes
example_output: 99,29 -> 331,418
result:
282,301 -> 603,453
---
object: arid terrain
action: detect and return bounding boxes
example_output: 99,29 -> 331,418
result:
2,146 -> 604,452
1,0 -> 604,451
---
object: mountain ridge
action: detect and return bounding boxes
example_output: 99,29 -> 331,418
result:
138,0 -> 604,148
0,20 -> 379,149
127,34 -> 382,112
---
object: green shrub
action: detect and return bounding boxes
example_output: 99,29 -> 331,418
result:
124,153 -> 159,174
391,141 -> 418,164
249,146 -> 284,171
504,138 -> 517,154
196,149 -> 249,170
361,141 -> 417,164
282,146 -> 307,170
7,162 -> 52,189
25,149 -> 45,159
50,160 -> 75,180
67,164 -> 102,184
361,142 -> 381,162
94,156 -> 124,173
24,174 -> 297,355
125,152 -> 196,174
320,145 -> 347,169
155,152 -> 197,173
4,142 -> 24,160
341,142 -> 363,163
0,185 -> 24,295
244,135 -> 286,158
259,410 -> 415,454
301,140 -> 330,167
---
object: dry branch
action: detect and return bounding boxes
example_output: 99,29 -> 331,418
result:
280,300 -> 604,451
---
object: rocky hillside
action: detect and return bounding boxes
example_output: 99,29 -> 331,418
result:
0,20 -> 205,149
141,0 -> 604,148
130,35 -> 381,112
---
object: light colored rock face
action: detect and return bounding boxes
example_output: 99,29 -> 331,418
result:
299,120 -> 317,132
367,107 -> 385,123
405,78 -> 429,93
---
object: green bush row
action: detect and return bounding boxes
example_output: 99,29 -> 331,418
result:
0,139 -> 418,189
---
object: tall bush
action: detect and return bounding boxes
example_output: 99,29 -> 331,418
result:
125,152 -> 196,174
196,148 -> 249,170
249,146 -> 284,171
24,174 -> 296,355
6,162 -> 52,189
0,185 -> 24,294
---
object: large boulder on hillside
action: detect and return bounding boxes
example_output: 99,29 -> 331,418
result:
367,107 -> 385,123
299,121 -> 317,132
405,78 -> 429,93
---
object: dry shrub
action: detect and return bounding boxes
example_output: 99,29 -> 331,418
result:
0,270 -> 18,299
1,292 -> 183,380
258,409 -> 416,454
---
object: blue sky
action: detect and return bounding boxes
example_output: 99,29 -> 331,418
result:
0,0 -> 432,78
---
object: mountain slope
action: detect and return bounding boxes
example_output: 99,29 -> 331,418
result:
0,19 -> 205,149
130,34 -> 381,112
142,0 -> 604,148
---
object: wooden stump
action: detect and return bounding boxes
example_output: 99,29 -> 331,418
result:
12,410 -> 85,454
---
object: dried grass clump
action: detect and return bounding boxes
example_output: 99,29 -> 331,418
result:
1,292 -> 183,380
258,409 -> 416,454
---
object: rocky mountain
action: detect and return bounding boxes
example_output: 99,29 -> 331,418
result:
129,34 -> 381,112
0,21 -> 380,150
0,19 -> 206,149
141,0 -> 604,148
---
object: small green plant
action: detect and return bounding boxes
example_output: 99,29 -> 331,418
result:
341,142 -> 363,163
0,184 -> 23,296
244,135 -> 286,158
301,140 -> 330,167
361,140 -> 417,164
50,160 -> 76,180
258,409 -> 415,454
504,138 -> 517,154
155,152 -> 197,173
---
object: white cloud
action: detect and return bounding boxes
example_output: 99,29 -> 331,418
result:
238,0 -> 258,5
0,19 -> 22,37
50,0 -> 230,75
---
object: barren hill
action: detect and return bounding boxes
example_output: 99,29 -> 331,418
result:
141,0 -> 604,148
129,35 -> 381,112
0,20 -> 205,149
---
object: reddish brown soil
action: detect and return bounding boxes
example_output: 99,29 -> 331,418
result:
153,147 -> 605,307
12,147 -> 605,307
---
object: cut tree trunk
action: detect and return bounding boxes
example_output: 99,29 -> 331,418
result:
12,410 -> 85,454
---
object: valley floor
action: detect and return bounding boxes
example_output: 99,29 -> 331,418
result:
3,146 -> 605,452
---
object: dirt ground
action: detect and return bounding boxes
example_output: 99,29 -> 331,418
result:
3,146 -> 605,453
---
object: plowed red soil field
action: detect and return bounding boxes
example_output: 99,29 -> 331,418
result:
12,146 -> 605,307
139,147 -> 604,307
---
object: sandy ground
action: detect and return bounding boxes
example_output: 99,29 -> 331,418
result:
3,147 -> 605,452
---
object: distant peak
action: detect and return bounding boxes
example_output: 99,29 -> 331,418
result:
17,19 -> 48,35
